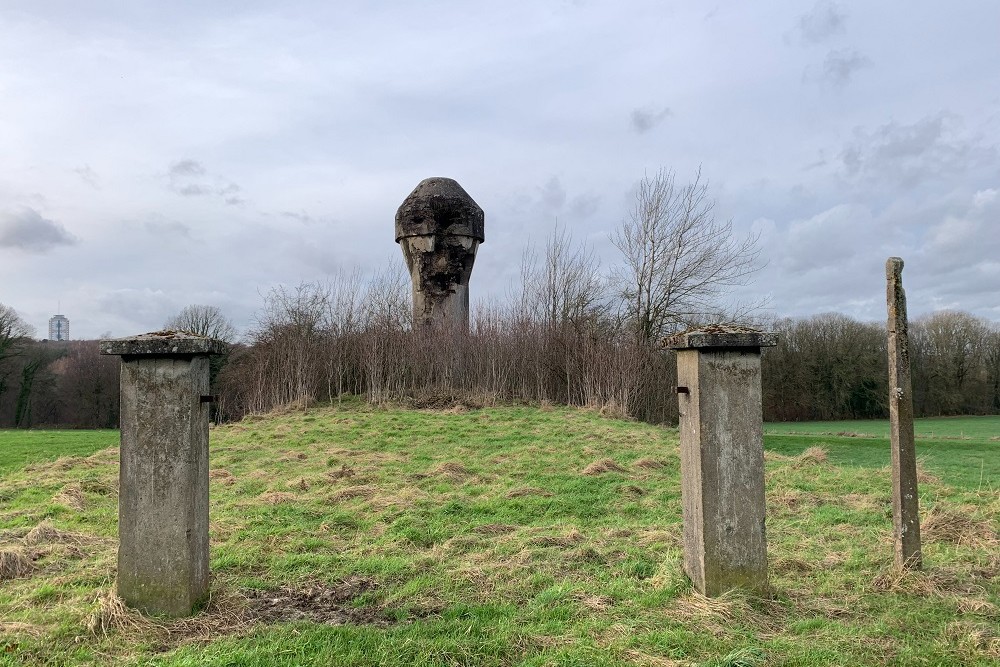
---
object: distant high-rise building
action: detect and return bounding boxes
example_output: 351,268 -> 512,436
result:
48,314 -> 70,341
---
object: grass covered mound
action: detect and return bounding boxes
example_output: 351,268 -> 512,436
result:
0,403 -> 997,666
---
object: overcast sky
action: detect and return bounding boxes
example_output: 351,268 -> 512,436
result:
2,1 -> 998,339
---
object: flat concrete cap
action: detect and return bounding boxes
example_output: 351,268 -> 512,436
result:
663,325 -> 778,350
395,177 -> 485,243
100,331 -> 226,356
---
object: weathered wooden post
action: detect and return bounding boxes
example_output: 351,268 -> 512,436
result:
665,326 -> 777,596
886,258 -> 922,569
101,331 -> 224,616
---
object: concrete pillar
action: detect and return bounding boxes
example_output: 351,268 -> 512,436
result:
100,332 -> 224,616
886,258 -> 922,569
665,327 -> 777,596
395,177 -> 485,329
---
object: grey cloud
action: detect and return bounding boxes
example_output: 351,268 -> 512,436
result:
569,193 -> 601,219
178,184 -> 210,196
167,160 -> 244,204
797,1 -> 846,44
630,106 -> 672,134
143,216 -> 191,237
840,114 -> 998,189
169,160 -> 207,177
0,208 -> 78,252
820,49 -> 871,87
74,165 -> 100,189
282,210 -> 313,224
539,177 -> 567,211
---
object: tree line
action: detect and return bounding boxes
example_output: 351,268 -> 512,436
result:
2,168 -> 997,426
3,294 -> 998,429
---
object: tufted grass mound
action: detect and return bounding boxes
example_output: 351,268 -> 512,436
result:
1,401 -> 997,666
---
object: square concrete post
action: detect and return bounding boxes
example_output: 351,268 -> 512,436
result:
886,258 -> 921,569
101,332 -> 224,616
665,327 -> 777,597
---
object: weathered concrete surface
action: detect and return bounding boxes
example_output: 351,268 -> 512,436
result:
101,333 -> 220,616
886,258 -> 922,569
395,177 -> 484,328
670,328 -> 775,596
101,330 -> 226,357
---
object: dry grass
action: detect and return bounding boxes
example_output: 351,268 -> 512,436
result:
621,649 -> 692,666
922,506 -> 998,547
0,621 -> 44,638
795,446 -> 828,465
431,462 -> 472,480
571,589 -> 612,611
257,491 -> 297,504
267,397 -> 318,415
504,486 -> 554,498
632,457 -> 668,470
472,523 -> 518,536
329,485 -> 377,502
51,483 -> 86,511
944,621 -> 1000,659
24,520 -> 87,547
287,478 -> 311,491
0,548 -> 34,580
86,589 -> 160,636
209,469 -> 236,486
532,528 -> 584,548
582,458 -> 628,475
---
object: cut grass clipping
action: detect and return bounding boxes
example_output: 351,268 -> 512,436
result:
0,404 -> 998,666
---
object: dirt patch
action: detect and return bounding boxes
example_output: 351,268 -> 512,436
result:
504,487 -> 554,499
582,458 -> 627,475
246,577 -> 386,626
52,484 -> 86,510
280,450 -> 308,462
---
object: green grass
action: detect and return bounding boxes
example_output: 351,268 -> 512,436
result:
765,415 -> 1000,490
1,403 -> 998,666
0,429 -> 118,472
765,415 -> 1000,440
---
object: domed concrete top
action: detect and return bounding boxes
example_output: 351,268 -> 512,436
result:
395,177 -> 485,243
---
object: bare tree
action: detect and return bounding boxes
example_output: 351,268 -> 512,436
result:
164,305 -> 237,342
520,224 -> 606,326
0,304 -> 35,403
611,168 -> 764,342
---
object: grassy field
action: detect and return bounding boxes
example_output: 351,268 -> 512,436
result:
0,430 -> 118,472
1,404 -> 997,666
764,416 -> 1000,491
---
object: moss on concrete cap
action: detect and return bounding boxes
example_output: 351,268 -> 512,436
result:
663,325 -> 778,350
100,331 -> 226,356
